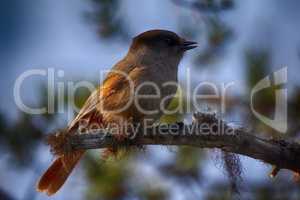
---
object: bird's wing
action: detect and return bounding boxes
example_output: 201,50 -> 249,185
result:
67,89 -> 101,132
67,62 -> 139,132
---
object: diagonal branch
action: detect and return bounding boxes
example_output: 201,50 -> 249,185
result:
48,112 -> 300,176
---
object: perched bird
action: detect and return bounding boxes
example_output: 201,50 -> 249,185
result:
36,29 -> 197,195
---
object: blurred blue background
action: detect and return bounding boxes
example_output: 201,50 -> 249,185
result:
1,0 -> 300,199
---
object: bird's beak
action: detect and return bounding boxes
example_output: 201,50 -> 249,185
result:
180,40 -> 198,51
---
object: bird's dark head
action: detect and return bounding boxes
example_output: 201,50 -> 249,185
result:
129,30 -> 197,63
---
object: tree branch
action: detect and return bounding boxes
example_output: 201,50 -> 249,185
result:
48,112 -> 300,176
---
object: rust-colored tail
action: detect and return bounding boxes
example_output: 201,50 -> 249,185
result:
36,151 -> 84,196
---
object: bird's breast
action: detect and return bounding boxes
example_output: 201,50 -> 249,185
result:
100,61 -> 179,127
132,62 -> 178,123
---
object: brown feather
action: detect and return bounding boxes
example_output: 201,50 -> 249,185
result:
37,152 -> 83,196
37,158 -> 62,192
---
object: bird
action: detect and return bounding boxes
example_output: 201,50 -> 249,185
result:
36,29 -> 197,195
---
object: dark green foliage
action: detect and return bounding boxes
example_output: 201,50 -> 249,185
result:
1,113 -> 43,167
86,0 -> 128,40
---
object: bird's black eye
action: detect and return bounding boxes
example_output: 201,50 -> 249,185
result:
164,38 -> 174,46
